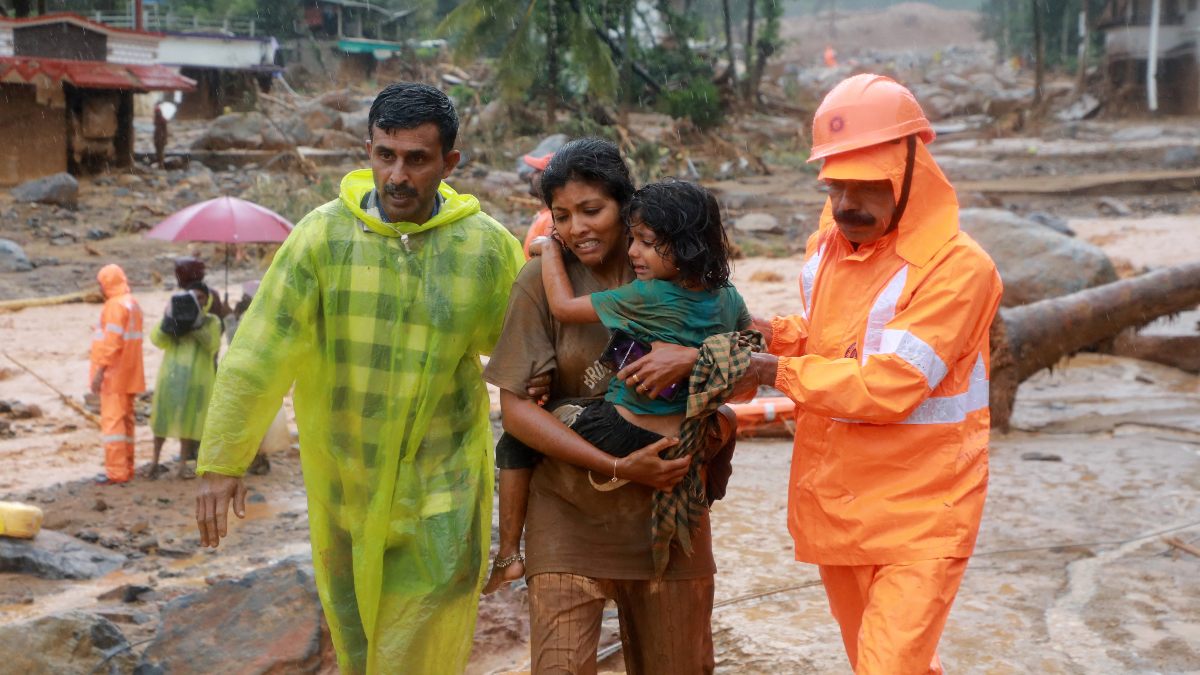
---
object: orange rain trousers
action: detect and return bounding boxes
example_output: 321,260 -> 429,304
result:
100,392 -> 136,482
820,557 -> 967,675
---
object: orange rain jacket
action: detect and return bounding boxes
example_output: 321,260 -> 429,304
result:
522,208 -> 554,259
771,138 -> 1002,566
90,264 -> 145,395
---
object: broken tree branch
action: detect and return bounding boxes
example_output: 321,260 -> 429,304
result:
3,351 -> 101,427
1164,537 -> 1200,559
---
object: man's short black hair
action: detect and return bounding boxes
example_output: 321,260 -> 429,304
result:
367,82 -> 459,154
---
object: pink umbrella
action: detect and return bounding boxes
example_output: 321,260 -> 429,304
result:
145,196 -> 293,298
145,196 -> 293,244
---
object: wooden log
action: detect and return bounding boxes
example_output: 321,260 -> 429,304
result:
991,261 -> 1200,429
0,289 -> 103,314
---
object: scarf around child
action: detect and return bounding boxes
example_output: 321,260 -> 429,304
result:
652,329 -> 765,577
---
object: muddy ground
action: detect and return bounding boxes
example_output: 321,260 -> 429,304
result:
2,286 -> 1198,675
2,2 -> 1199,672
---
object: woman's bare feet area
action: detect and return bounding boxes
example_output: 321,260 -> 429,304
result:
482,552 -> 525,595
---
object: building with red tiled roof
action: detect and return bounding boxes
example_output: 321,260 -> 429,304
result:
0,13 -> 193,185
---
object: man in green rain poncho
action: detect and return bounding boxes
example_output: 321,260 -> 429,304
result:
194,82 -> 524,673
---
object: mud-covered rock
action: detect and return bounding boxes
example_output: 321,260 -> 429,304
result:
960,208 -> 1118,306
192,112 -> 263,150
11,173 -> 79,208
734,213 -> 784,235
341,109 -> 370,140
0,528 -> 126,579
300,105 -> 344,134
318,89 -> 364,113
314,129 -> 363,150
140,557 -> 335,674
0,611 -> 135,674
0,238 -> 32,272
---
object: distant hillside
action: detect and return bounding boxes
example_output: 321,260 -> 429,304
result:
778,2 -> 985,65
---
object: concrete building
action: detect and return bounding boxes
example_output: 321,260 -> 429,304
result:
156,32 -> 279,118
0,14 -> 193,185
1100,0 -> 1200,113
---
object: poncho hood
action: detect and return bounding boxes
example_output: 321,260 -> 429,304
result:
97,264 -> 130,299
339,169 -> 481,237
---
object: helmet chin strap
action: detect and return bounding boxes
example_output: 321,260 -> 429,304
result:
887,134 -> 917,233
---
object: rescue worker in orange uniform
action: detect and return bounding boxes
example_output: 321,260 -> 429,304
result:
520,152 -> 554,259
90,264 -> 146,484
740,74 -> 1003,673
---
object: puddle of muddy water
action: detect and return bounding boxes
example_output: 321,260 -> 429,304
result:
1069,215 -> 1200,271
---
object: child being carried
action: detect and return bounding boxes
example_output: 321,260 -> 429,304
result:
484,179 -> 750,594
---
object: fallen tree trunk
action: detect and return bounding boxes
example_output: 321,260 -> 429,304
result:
1109,332 -> 1200,374
0,289 -> 103,314
990,261 -> 1200,429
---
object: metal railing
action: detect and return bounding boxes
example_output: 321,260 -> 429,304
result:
91,10 -> 260,37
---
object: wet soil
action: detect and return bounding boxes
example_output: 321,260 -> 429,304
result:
2,279 -> 1198,674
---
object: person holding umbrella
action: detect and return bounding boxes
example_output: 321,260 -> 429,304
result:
192,82 -> 524,673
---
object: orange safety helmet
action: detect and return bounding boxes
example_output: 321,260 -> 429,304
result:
809,74 -> 935,162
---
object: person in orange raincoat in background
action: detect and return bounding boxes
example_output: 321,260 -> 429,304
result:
90,264 -> 146,484
739,74 -> 1003,674
520,152 -> 554,259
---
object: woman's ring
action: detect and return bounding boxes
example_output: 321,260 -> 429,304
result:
631,373 -> 640,385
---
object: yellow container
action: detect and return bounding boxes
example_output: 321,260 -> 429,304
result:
0,501 -> 44,539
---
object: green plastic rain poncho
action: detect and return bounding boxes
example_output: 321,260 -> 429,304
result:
149,311 -> 221,440
198,171 -> 524,674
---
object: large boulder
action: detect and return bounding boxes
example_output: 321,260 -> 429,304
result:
275,113 -> 317,148
191,113 -> 291,151
0,611 -> 136,674
959,208 -> 1118,306
0,238 -> 32,272
11,173 -> 79,208
317,89 -> 365,113
341,109 -> 370,140
192,112 -> 263,150
314,129 -> 363,150
139,557 -> 334,674
0,529 -> 125,580
300,104 -> 344,135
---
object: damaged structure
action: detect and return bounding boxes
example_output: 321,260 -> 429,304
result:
1100,0 -> 1200,113
0,13 -> 193,186
156,32 -> 279,119
288,0 -> 421,82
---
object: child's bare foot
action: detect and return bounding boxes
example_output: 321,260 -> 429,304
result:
482,552 -> 524,595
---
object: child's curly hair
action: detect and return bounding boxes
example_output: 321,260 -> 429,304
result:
623,180 -> 732,291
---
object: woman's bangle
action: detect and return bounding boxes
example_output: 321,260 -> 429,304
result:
610,456 -> 619,483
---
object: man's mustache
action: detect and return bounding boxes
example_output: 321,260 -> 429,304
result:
834,209 -> 876,226
384,183 -> 419,199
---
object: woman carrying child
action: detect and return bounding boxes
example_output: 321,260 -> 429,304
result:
482,137 -> 747,674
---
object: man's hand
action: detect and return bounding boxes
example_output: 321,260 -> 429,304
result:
617,342 -> 698,399
90,367 -> 105,396
616,437 -> 689,491
526,371 -> 552,405
730,353 -> 781,403
196,473 -> 248,548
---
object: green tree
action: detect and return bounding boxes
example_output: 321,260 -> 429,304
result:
981,0 -> 1105,71
439,0 -> 618,114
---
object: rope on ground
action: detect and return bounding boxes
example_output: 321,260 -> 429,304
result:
975,518 -> 1200,557
87,637 -> 156,675
592,579 -> 826,665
